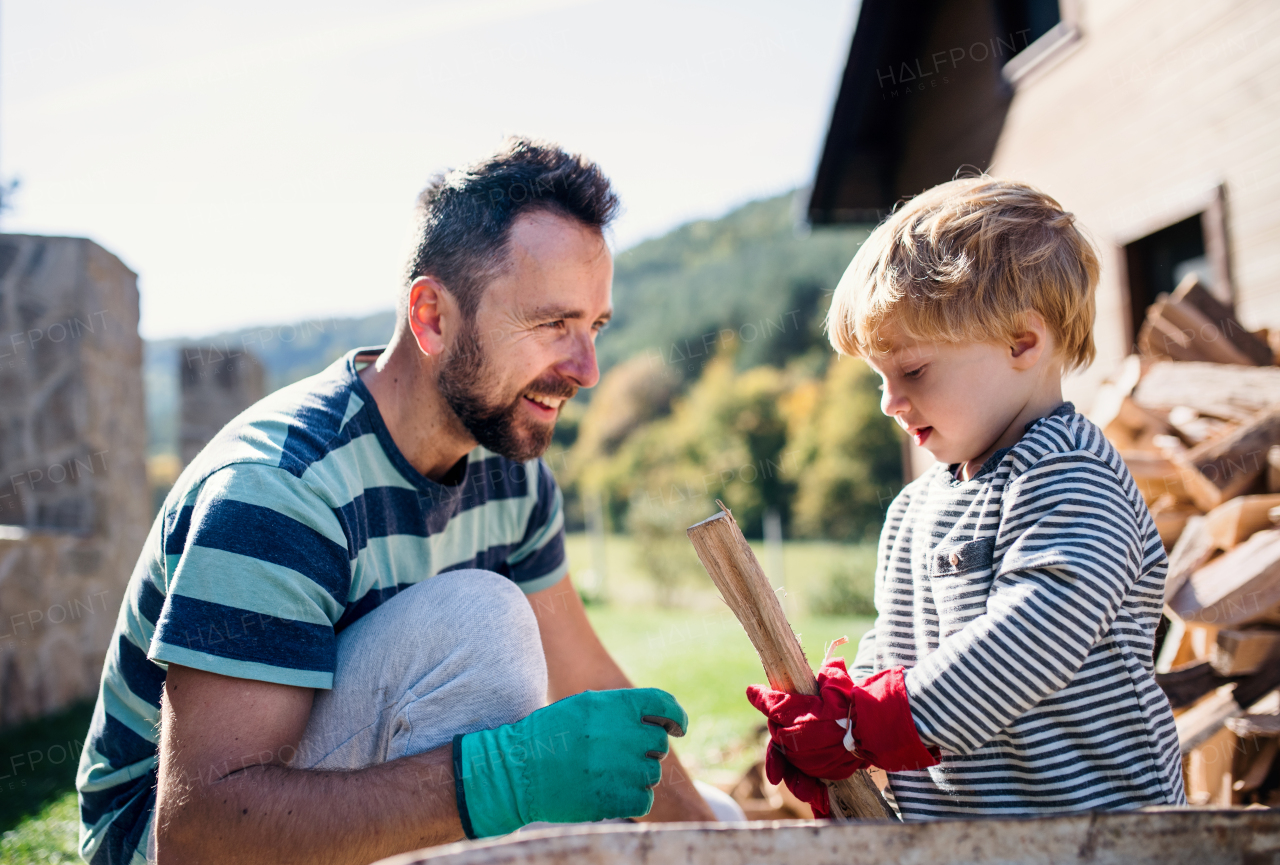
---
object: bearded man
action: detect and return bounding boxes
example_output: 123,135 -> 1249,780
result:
77,139 -> 720,865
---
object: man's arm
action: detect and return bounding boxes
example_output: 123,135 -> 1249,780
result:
155,664 -> 462,865
527,574 -> 717,822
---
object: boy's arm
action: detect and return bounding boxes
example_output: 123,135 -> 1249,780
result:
904,455 -> 1149,756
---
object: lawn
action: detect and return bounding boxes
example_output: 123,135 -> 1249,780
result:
569,532 -> 877,783
0,701 -> 93,863
0,533 -> 877,861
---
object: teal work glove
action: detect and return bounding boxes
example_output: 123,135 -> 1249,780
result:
452,688 -> 687,838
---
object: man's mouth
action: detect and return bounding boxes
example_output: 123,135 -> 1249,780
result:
522,391 -> 566,418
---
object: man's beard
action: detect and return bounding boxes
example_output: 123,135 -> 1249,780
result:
436,320 -> 577,463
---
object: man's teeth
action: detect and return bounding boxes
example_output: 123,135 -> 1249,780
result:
525,393 -> 564,409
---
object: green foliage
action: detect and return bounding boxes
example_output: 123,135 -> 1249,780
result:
808,545 -> 880,618
145,311 -> 396,455
790,357 -> 905,541
601,194 -> 869,375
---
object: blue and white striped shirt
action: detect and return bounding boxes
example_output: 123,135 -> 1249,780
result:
853,403 -> 1186,819
77,348 -> 567,864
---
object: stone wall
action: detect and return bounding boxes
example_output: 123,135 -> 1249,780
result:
0,234 -> 148,728
179,345 -> 264,466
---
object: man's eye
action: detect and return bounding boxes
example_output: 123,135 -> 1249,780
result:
541,320 -> 566,331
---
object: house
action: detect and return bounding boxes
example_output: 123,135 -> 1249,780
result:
809,0 -> 1280,477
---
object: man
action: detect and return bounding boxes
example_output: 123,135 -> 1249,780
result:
77,138 -> 718,865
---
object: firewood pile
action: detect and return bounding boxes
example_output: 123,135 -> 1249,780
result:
1096,275 -> 1280,806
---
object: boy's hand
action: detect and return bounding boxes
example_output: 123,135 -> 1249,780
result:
746,659 -> 938,810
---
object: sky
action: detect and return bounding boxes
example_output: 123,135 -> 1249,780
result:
2,1 -> 858,339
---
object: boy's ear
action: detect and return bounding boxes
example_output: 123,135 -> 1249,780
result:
1009,313 -> 1050,369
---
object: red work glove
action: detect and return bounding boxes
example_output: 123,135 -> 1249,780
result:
747,660 -> 939,814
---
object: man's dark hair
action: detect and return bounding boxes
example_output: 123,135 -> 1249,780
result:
402,137 -> 620,320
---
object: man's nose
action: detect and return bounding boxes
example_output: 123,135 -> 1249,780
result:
558,332 -> 600,389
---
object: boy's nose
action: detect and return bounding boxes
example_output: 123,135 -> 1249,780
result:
881,385 -> 909,418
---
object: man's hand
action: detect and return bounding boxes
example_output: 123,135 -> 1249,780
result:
457,688 -> 686,837
528,574 -> 718,822
156,665 -> 463,865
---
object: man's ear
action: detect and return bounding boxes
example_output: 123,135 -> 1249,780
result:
1009,313 -> 1050,370
406,276 -> 449,357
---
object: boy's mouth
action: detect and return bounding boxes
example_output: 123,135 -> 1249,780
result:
911,426 -> 932,446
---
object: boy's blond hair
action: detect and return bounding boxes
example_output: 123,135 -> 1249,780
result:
826,176 -> 1100,372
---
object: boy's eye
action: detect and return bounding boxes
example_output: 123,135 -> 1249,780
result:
903,365 -> 925,379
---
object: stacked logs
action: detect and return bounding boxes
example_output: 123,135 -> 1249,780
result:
1096,276 -> 1280,805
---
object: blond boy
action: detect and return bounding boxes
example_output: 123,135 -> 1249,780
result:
748,177 -> 1185,818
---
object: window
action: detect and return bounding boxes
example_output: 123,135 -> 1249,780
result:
995,0 -> 1062,52
999,0 -> 1081,85
1122,187 -> 1234,347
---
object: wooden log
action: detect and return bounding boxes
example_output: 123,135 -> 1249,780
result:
1171,529 -> 1280,627
1171,276 -> 1274,367
1210,628 -> 1280,676
1101,397 -> 1172,451
1157,660 -> 1232,710
379,808 -> 1280,865
1133,361 -> 1280,423
1186,725 -> 1238,805
1151,496 -> 1199,549
1233,736 -> 1278,793
685,505 -> 895,821
1172,407 -> 1280,511
1179,685 -> 1246,754
1268,445 -> 1280,493
1121,451 -> 1188,504
1142,294 -> 1257,366
1164,516 -> 1216,605
1204,494 -> 1280,550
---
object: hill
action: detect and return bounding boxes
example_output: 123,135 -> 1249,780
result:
143,192 -> 875,459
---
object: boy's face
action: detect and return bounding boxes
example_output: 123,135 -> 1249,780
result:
864,326 -> 1054,469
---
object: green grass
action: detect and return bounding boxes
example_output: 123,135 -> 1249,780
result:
0,793 -> 80,864
568,532 -> 877,782
0,701 -> 93,863
1,534 -> 878,859
583,605 -> 872,782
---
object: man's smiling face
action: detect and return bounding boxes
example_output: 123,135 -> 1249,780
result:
437,209 -> 613,462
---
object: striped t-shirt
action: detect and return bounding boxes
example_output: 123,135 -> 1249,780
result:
852,403 -> 1186,819
76,348 -> 568,865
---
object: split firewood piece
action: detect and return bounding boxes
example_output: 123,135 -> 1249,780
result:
1121,451 -> 1188,505
1164,515 -> 1216,604
1150,494 -> 1199,549
1234,738 -> 1279,794
1133,362 -> 1280,423
1157,660 -> 1232,710
686,504 -> 896,821
1141,293 -> 1258,366
1210,628 -> 1280,677
1170,529 -> 1280,627
1172,407 -> 1280,511
1205,495 -> 1280,550
1177,671 -> 1280,755
1170,276 -> 1274,367
1099,397 -> 1172,451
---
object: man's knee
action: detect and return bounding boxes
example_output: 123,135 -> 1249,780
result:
392,569 -> 547,711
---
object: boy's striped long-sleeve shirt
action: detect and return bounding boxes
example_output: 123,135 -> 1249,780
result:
851,403 -> 1186,819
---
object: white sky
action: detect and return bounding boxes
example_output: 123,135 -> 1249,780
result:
2,0 -> 858,339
